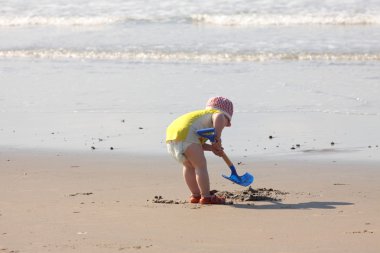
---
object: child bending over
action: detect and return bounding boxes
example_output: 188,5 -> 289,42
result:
166,97 -> 233,204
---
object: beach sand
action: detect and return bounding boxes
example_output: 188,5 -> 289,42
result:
2,1 -> 380,252
1,149 -> 379,253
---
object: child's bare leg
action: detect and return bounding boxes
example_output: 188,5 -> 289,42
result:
182,160 -> 201,197
184,143 -> 210,197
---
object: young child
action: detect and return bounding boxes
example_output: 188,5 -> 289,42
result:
166,97 -> 233,204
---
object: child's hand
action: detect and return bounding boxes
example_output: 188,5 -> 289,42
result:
211,145 -> 224,157
211,138 -> 224,156
202,141 -> 224,156
211,136 -> 222,149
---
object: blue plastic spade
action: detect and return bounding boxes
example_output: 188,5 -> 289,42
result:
196,128 -> 254,187
220,154 -> 254,187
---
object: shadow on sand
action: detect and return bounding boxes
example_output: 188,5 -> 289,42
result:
232,201 -> 353,210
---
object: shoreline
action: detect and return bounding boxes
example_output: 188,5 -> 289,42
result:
1,145 -> 379,165
1,110 -> 379,164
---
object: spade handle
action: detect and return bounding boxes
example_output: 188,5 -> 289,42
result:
222,152 -> 233,167
222,152 -> 238,176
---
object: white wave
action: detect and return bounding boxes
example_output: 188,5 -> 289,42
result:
191,13 -> 380,26
2,12 -> 380,27
0,16 -> 126,27
1,49 -> 379,62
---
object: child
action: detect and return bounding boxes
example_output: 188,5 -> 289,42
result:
166,97 -> 233,204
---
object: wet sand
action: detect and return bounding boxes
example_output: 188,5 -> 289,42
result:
0,149 -> 379,253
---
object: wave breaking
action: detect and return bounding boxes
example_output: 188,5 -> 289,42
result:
1,49 -> 379,63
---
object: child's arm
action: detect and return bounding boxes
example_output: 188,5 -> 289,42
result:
200,113 -> 228,156
211,113 -> 228,151
212,113 -> 226,140
202,143 -> 224,156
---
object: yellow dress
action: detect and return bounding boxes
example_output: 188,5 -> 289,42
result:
166,108 -> 220,144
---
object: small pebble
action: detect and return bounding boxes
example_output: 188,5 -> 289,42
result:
110,147 -> 114,150
269,135 -> 273,139
331,142 -> 335,146
91,146 -> 96,150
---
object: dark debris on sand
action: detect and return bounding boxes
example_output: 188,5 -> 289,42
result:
151,187 -> 288,205
69,192 -> 93,197
151,196 -> 187,204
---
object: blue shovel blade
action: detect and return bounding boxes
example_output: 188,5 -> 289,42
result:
222,172 -> 254,187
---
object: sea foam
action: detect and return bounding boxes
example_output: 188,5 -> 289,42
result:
1,49 -> 379,63
1,12 -> 380,27
191,13 -> 380,26
0,16 -> 125,27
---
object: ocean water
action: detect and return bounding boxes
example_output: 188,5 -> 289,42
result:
1,0 -> 380,161
1,0 -> 380,61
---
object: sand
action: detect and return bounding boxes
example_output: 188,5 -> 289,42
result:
0,149 -> 379,253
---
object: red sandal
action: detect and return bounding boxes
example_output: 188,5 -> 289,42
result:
189,195 -> 201,204
199,195 -> 225,205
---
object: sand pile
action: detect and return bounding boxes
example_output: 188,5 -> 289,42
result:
213,186 -> 288,202
151,187 -> 287,205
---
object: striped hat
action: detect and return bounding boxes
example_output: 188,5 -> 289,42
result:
206,97 -> 233,125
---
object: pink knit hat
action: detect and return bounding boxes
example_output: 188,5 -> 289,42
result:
206,96 -> 233,125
